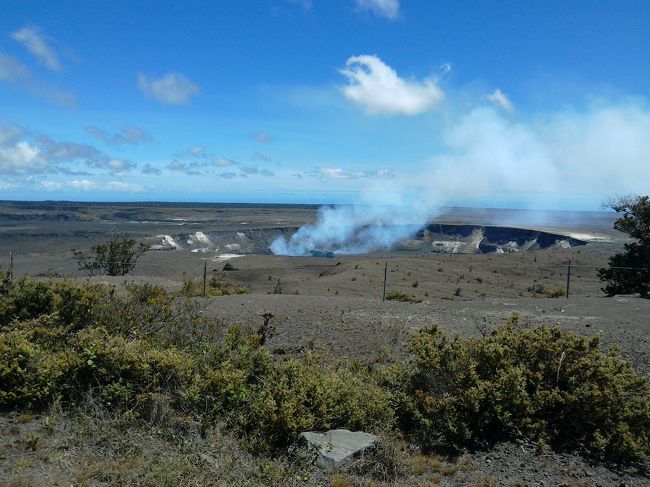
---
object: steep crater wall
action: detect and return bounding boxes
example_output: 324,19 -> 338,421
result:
148,224 -> 586,256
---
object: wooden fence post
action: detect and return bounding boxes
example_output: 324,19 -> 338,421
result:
203,259 -> 207,296
382,261 -> 387,302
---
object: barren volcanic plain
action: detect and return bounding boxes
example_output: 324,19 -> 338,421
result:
1,200 -> 649,485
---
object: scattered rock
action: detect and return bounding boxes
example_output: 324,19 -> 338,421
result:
297,429 -> 379,471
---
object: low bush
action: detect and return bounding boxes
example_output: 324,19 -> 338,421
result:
385,291 -> 422,303
398,315 -> 650,461
545,286 -> 566,298
238,359 -> 394,451
0,275 -> 54,326
0,325 -> 195,411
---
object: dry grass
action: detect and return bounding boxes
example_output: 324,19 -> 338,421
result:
0,408 -> 302,487
330,473 -> 353,487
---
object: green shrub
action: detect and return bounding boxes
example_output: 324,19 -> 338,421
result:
0,325 -> 195,412
72,233 -> 150,276
199,330 -> 394,451
399,316 -> 650,461
241,359 -> 394,451
2,277 -> 649,463
598,195 -> 650,297
385,291 -> 422,303
0,276 -> 54,326
52,280 -> 110,329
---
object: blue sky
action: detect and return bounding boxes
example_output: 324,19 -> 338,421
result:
1,0 -> 649,209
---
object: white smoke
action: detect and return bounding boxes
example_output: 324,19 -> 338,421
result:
271,100 -> 650,256
270,204 -> 428,255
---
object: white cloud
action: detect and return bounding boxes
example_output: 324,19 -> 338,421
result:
219,172 -> 237,179
86,125 -> 152,145
138,72 -> 200,105
40,180 -> 63,190
319,167 -> 363,179
0,140 -> 46,174
357,0 -> 400,20
11,26 -> 61,71
0,127 -> 135,176
339,55 -> 444,115
260,169 -> 275,177
69,179 -> 97,191
313,167 -> 393,180
55,179 -> 143,192
102,158 -> 136,172
103,181 -> 144,192
485,89 -> 515,113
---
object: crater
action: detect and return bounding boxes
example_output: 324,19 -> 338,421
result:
148,224 -> 586,256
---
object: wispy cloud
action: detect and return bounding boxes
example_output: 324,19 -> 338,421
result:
42,179 -> 144,192
339,55 -> 443,115
11,26 -> 62,71
138,72 -> 200,105
88,157 -> 136,173
214,157 -> 236,166
86,125 -> 152,145
288,0 -> 313,11
0,52 -> 75,106
188,145 -> 207,157
0,124 -> 24,145
249,131 -> 271,144
308,166 -> 394,180
0,125 -> 136,176
141,163 -> 162,175
103,181 -> 144,192
36,136 -> 100,162
485,89 -> 515,113
357,0 -> 400,20
239,164 -> 259,175
0,53 -> 30,82
166,159 -> 206,175
251,150 -> 273,163
68,179 -> 97,191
